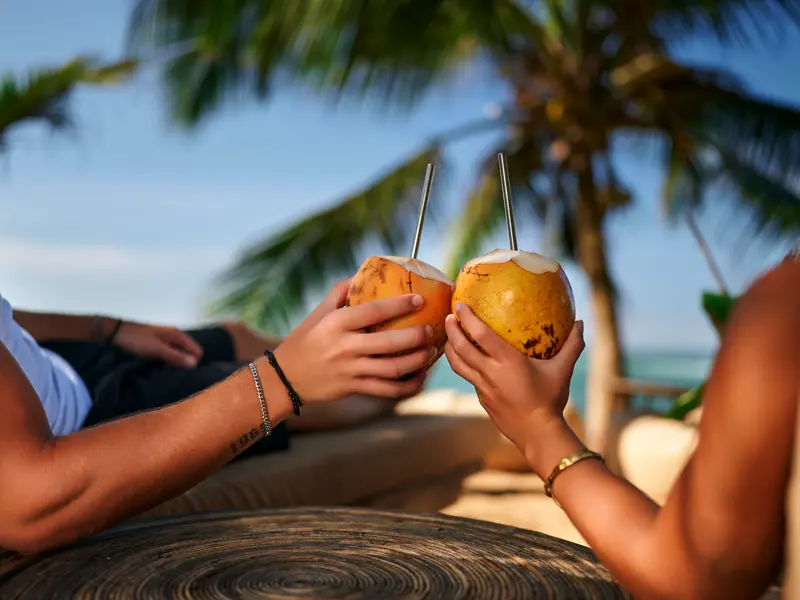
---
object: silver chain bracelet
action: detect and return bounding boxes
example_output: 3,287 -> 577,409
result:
249,362 -> 272,437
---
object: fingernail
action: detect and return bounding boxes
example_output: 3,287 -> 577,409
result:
576,320 -> 584,334
184,356 -> 197,368
412,294 -> 424,307
455,302 -> 466,314
429,347 -> 438,359
425,325 -> 434,339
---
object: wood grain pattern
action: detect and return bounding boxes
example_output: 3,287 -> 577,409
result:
0,507 -> 630,599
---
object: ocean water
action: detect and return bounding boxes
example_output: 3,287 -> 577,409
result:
426,349 -> 714,414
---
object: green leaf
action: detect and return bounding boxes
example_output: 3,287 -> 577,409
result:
702,291 -> 738,335
0,57 -> 137,150
211,145 -> 443,332
664,382 -> 705,420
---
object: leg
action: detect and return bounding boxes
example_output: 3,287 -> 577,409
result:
217,321 -> 282,362
288,395 -> 400,433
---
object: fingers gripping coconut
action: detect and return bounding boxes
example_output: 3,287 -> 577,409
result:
452,153 -> 576,359
346,256 -> 454,368
345,164 -> 454,377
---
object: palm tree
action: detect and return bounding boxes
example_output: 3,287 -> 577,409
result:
129,0 -> 800,453
0,57 -> 136,153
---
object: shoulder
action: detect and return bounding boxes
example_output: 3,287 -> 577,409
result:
726,260 -> 800,355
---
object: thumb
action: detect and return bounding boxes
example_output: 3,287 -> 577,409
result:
295,278 -> 353,337
553,320 -> 585,370
319,278 -> 353,313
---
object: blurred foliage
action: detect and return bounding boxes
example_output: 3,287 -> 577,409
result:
130,0 -> 800,332
664,291 -> 738,419
0,57 -> 137,152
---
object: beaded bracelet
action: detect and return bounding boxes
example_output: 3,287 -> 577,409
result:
264,350 -> 302,416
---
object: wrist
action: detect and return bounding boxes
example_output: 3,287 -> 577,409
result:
94,316 -> 123,343
521,415 -> 584,480
253,356 -> 293,423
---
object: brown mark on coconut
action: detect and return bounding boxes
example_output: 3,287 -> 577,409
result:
376,261 -> 388,283
463,266 -> 490,281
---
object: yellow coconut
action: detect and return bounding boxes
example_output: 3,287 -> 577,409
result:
346,256 -> 454,372
452,249 -> 575,359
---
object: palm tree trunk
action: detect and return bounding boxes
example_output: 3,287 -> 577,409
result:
575,164 -> 624,457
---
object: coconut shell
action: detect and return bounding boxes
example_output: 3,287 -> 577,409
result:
452,249 -> 575,359
346,256 -> 454,374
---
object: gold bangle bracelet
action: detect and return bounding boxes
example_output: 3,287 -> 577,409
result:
544,448 -> 604,502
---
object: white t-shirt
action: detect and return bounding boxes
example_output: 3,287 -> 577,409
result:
0,293 -> 92,436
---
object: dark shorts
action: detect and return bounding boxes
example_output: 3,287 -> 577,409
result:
41,327 -> 290,460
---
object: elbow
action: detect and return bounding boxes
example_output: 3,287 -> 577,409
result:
0,515 -> 55,555
0,478 -> 80,555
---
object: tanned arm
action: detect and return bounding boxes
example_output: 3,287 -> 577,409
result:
445,259 -> 800,600
12,310 -> 119,343
526,261 -> 800,599
0,342 -> 292,554
0,289 -> 434,555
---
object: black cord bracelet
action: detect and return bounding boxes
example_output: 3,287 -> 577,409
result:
106,319 -> 124,343
264,350 -> 302,416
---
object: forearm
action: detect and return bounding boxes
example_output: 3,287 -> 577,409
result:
524,419 -> 698,599
3,358 -> 291,553
12,310 -> 119,343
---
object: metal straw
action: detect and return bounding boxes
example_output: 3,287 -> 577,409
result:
410,163 -> 436,259
497,152 -> 518,251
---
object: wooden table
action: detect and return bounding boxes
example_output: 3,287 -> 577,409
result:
0,507 -> 629,599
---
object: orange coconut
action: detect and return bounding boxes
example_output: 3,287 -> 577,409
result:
346,256 -> 454,371
452,249 -> 575,359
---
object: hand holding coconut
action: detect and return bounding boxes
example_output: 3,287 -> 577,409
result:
273,280 -> 435,403
446,153 -> 586,470
345,164 -> 454,378
445,305 -> 586,471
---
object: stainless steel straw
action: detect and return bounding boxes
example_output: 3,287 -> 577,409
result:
497,152 -> 518,251
410,163 -> 436,259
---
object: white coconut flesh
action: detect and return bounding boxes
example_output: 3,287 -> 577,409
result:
464,249 -> 560,275
380,256 -> 455,288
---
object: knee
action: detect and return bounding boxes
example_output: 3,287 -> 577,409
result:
219,320 -> 257,341
218,320 -> 277,361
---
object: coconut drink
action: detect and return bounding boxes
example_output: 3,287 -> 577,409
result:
345,165 -> 453,375
452,249 -> 575,358
452,153 -> 576,359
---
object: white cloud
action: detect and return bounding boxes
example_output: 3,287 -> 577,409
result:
0,237 -> 231,277
0,237 -> 236,327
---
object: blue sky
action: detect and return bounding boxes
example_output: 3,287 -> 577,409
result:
1,0 -> 798,352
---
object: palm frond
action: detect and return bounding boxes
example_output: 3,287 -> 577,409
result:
129,0 -> 541,126
0,57 -> 137,150
609,0 -> 800,46
708,145 -> 800,242
703,89 -> 800,178
443,164 -> 503,279
655,0 -> 800,45
212,145 -> 443,332
442,138 -> 551,278
659,141 -> 704,221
